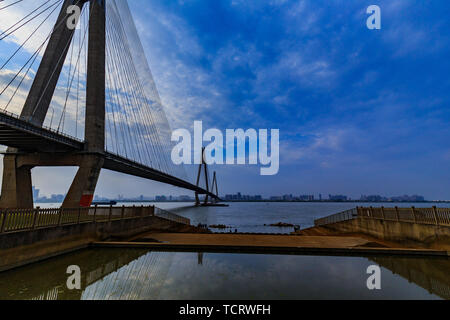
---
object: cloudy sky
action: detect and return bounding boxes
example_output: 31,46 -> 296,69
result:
1,0 -> 450,200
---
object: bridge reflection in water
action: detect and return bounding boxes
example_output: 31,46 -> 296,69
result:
0,248 -> 171,300
81,251 -> 174,300
0,249 -> 448,300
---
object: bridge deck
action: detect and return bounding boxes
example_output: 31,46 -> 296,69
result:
0,111 -> 218,198
103,153 -> 214,195
0,111 -> 83,152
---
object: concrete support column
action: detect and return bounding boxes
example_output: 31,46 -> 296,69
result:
85,0 -> 106,153
0,154 -> 33,209
63,0 -> 105,208
62,155 -> 104,208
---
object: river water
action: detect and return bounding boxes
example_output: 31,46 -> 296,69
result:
0,202 -> 448,300
131,201 -> 450,233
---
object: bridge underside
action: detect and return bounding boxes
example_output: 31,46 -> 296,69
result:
0,112 -> 83,153
0,114 -> 218,209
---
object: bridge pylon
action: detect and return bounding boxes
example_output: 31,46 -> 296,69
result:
194,148 -> 221,206
211,171 -> 219,204
0,0 -> 105,209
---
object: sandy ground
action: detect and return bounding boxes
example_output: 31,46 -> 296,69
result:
94,232 -> 448,256
135,233 -> 384,249
298,226 -> 400,248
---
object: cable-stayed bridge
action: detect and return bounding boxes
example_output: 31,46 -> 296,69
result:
0,0 -> 220,208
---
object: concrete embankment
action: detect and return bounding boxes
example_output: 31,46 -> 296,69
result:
0,216 -> 205,272
304,217 -> 450,251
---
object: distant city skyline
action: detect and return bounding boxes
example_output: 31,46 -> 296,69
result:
33,184 -> 433,203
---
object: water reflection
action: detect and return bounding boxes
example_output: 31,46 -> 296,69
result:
0,249 -> 447,300
82,251 -> 173,300
0,249 -> 150,300
369,256 -> 450,300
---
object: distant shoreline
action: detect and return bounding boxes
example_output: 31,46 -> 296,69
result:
110,200 -> 450,204
34,200 -> 450,204
219,200 -> 450,204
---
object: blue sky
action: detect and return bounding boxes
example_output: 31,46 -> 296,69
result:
1,0 -> 450,200
123,0 -> 450,199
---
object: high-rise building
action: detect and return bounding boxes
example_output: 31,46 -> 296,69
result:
299,195 -> 314,201
329,194 -> 348,201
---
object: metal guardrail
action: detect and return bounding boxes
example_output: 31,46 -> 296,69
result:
314,206 -> 450,227
358,206 -> 450,226
314,208 -> 358,226
0,205 -> 190,234
154,207 -> 190,225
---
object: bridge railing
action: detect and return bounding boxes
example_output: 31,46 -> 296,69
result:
0,109 -> 83,142
314,206 -> 450,227
0,205 -> 190,234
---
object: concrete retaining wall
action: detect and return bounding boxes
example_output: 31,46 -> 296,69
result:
323,217 -> 450,249
0,216 -> 203,272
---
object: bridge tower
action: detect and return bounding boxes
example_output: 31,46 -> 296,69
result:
211,171 -> 219,204
195,148 -> 209,206
194,148 -> 221,206
0,0 -> 106,209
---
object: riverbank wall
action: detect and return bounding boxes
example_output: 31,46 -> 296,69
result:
317,217 -> 450,250
0,209 -> 204,272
